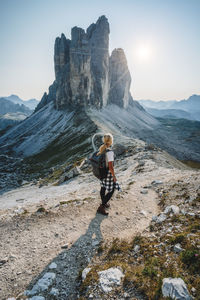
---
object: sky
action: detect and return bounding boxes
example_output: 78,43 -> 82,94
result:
0,0 -> 199,102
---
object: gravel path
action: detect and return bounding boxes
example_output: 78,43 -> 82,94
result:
0,149 -> 196,299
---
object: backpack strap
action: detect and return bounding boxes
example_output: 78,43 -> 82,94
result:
91,133 -> 104,152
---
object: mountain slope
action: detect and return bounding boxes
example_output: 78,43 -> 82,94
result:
0,102 -> 96,161
144,107 -> 193,120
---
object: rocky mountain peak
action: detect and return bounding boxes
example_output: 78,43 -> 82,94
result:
108,48 -> 132,108
35,16 -> 133,111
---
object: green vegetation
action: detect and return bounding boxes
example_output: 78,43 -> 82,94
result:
80,215 -> 200,299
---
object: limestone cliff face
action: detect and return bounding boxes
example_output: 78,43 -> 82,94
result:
108,48 -> 132,108
36,16 -> 133,111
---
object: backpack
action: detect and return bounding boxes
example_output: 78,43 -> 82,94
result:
89,149 -> 111,180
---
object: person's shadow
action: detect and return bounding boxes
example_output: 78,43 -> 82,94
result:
25,213 -> 107,299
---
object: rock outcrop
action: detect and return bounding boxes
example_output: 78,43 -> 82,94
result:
35,16 -> 134,111
108,48 -> 132,108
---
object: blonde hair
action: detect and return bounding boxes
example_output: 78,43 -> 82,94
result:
97,133 -> 113,155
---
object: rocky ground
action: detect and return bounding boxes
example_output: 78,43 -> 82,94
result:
0,142 -> 199,299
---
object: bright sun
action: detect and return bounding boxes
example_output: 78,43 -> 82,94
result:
136,44 -> 152,61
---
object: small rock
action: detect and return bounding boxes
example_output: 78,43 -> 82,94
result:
0,258 -> 8,265
174,244 -> 184,253
138,161 -> 145,167
152,213 -> 167,223
181,209 -> 186,215
151,180 -> 163,185
16,198 -> 24,202
72,166 -> 81,177
17,271 -> 22,275
49,287 -> 59,296
98,267 -> 124,293
140,189 -> 148,194
89,294 -> 94,298
191,287 -> 196,294
36,206 -> 46,213
14,208 -> 25,214
187,212 -> 195,217
164,205 -> 180,215
124,292 -> 130,298
61,244 -> 68,249
134,245 -> 140,252
49,262 -> 57,269
152,215 -> 158,222
162,277 -> 192,300
82,268 -> 91,281
92,240 -> 100,247
9,254 -> 17,260
140,210 -> 147,216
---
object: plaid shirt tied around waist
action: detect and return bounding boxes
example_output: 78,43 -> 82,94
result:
100,170 -> 121,192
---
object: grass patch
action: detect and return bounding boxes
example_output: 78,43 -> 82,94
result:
181,247 -> 200,274
80,213 -> 200,299
169,233 -> 187,245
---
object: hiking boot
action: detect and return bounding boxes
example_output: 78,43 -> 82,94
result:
97,205 -> 108,215
104,203 -> 110,208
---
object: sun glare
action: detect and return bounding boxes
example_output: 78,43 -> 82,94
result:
136,44 -> 152,61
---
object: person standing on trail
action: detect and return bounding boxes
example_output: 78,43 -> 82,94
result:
96,133 -> 120,215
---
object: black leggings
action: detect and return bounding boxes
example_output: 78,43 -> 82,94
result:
100,187 -> 115,206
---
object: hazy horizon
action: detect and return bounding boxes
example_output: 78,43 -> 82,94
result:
0,0 -> 200,102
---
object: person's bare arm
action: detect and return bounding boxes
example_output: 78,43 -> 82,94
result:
108,161 -> 116,182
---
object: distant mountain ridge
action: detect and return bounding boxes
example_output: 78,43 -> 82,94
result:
145,107 -> 193,120
0,97 -> 34,131
139,94 -> 200,121
0,97 -> 32,115
2,94 -> 39,110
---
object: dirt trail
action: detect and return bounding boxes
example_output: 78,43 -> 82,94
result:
0,151 -> 194,299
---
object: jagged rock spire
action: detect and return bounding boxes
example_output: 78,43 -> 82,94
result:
109,48 -> 132,108
36,16 -> 133,111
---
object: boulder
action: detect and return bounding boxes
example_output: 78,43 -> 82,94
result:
162,277 -> 192,299
98,267 -> 124,293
